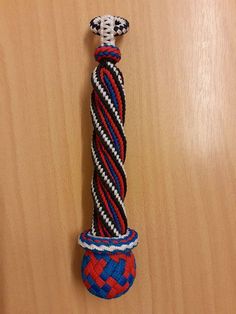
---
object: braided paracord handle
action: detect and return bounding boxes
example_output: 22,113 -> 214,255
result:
79,15 -> 138,299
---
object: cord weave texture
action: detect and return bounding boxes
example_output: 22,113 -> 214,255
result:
79,15 -> 138,299
82,250 -> 136,299
91,46 -> 127,238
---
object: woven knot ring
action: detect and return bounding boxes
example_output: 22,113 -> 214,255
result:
79,228 -> 138,253
95,45 -> 121,64
79,229 -> 138,299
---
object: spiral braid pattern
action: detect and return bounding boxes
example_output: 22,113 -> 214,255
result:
91,47 -> 128,238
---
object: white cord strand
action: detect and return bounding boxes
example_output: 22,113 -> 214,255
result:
100,15 -> 115,46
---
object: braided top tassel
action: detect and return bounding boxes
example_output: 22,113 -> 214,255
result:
79,15 -> 138,299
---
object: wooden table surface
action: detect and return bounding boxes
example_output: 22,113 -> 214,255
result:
0,1 -> 236,313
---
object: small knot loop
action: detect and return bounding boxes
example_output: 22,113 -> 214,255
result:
90,15 -> 129,46
94,45 -> 121,64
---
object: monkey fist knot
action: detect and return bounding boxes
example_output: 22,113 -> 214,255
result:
79,229 -> 138,299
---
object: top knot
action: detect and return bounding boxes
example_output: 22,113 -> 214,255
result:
90,15 -> 129,46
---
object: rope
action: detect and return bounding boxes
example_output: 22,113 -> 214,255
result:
79,15 -> 138,299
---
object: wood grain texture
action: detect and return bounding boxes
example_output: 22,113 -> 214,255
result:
0,0 -> 236,313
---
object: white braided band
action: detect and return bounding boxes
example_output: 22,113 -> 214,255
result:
79,228 -> 138,253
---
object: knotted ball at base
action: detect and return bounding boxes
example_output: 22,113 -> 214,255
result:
79,228 -> 138,299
